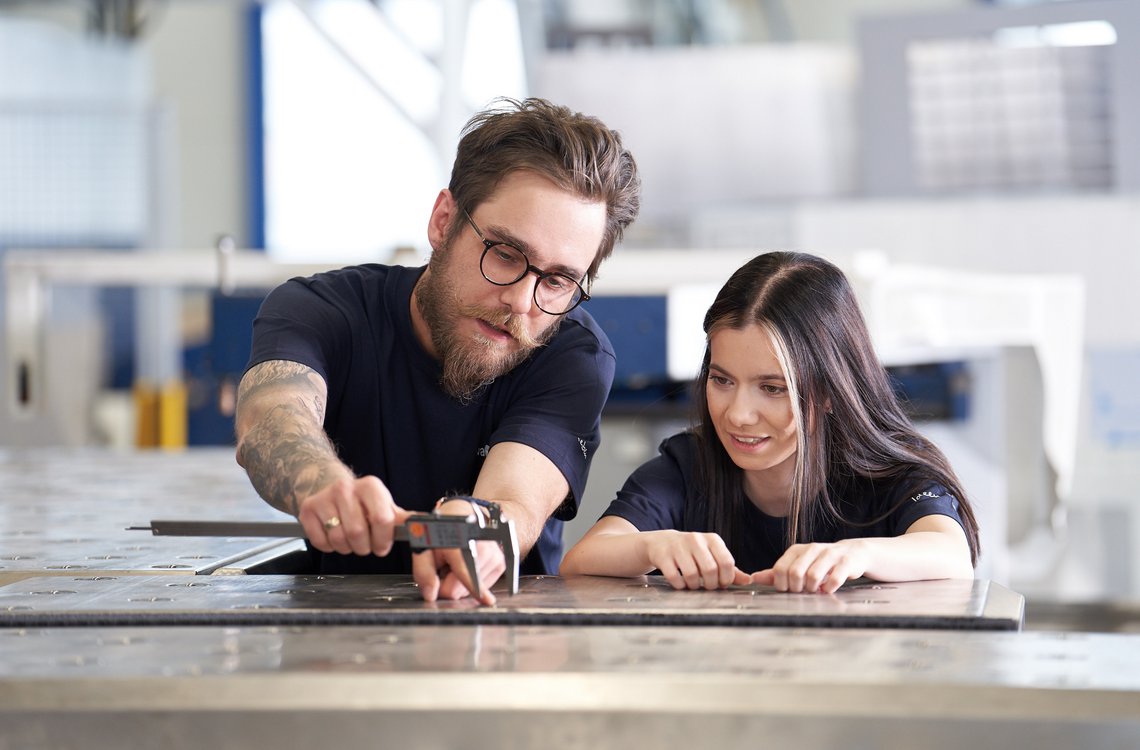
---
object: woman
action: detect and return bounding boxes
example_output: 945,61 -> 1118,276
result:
561,251 -> 980,593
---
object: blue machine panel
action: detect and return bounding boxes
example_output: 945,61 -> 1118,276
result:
185,292 -> 265,445
584,295 -> 689,410
185,293 -> 967,443
586,296 -> 667,389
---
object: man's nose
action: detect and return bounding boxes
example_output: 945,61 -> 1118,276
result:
498,273 -> 538,316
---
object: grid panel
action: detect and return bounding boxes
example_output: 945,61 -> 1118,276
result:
0,104 -> 150,247
907,39 -> 1113,192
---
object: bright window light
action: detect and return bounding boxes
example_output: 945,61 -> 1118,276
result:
994,20 -> 1117,48
463,0 -> 527,108
261,0 -> 527,263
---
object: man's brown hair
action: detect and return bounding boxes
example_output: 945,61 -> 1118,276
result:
448,98 -> 641,284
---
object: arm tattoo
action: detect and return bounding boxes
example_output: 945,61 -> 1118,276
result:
236,361 -> 348,516
237,360 -> 327,421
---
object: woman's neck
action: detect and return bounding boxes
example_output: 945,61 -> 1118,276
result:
742,457 -> 796,517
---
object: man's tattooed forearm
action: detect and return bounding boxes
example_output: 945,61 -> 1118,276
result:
236,402 -> 344,516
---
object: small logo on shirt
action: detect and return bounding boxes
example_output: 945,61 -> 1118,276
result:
476,444 -> 490,458
911,490 -> 940,502
577,437 -> 589,460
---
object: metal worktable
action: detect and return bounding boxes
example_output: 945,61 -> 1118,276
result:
1,447 -> 1138,748
1,623 -> 1138,749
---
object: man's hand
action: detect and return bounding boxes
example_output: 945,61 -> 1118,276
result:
296,476 -> 412,557
640,530 -> 752,590
411,498 -> 505,606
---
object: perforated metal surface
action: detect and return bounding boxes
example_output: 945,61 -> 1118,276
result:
0,623 -> 1137,749
0,622 -> 1131,685
0,573 -> 1024,630
0,448 -> 295,585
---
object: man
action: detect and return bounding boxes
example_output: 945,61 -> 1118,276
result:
235,98 -> 640,605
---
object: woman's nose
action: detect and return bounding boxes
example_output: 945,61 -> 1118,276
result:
726,392 -> 759,426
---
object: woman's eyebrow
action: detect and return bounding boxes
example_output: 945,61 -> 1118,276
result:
709,362 -> 785,381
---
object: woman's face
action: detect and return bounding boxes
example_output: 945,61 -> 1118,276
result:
705,324 -> 799,485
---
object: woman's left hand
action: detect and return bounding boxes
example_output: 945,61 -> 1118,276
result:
750,539 -> 868,594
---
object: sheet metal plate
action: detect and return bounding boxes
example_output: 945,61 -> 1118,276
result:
0,624 -> 1136,749
0,573 -> 1023,630
0,448 -> 295,584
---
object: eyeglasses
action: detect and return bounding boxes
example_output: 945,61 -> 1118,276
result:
463,209 -> 590,316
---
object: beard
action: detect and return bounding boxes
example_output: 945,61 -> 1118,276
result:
416,245 -> 562,403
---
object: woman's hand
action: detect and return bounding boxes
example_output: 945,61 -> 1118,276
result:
640,530 -> 752,590
751,539 -> 868,594
752,516 -> 974,593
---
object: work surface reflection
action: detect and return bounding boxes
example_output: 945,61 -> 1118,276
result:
0,573 -> 1022,630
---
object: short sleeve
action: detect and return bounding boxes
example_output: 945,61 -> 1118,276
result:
246,275 -> 352,384
599,434 -> 692,532
890,484 -> 966,536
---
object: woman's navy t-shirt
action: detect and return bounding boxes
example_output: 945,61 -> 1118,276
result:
601,432 -> 967,572
247,264 -> 616,575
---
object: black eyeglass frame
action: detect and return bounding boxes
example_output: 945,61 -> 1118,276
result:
462,209 -> 591,316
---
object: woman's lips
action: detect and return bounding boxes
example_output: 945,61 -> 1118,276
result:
729,434 -> 769,451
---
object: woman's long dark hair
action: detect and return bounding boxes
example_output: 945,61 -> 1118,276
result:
689,252 -> 981,565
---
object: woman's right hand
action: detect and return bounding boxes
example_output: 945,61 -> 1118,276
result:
639,530 -> 752,590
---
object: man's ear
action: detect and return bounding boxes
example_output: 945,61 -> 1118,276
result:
426,189 -> 456,251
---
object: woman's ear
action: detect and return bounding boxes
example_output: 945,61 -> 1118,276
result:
806,396 -> 832,434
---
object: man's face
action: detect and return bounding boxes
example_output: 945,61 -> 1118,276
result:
416,170 -> 606,401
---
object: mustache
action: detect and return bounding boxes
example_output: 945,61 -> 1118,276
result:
459,305 -> 543,348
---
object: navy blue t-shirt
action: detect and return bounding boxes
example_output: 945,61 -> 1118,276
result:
602,432 -> 967,573
246,264 -> 616,575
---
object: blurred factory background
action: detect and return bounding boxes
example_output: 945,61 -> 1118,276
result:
1,0 -> 1138,608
